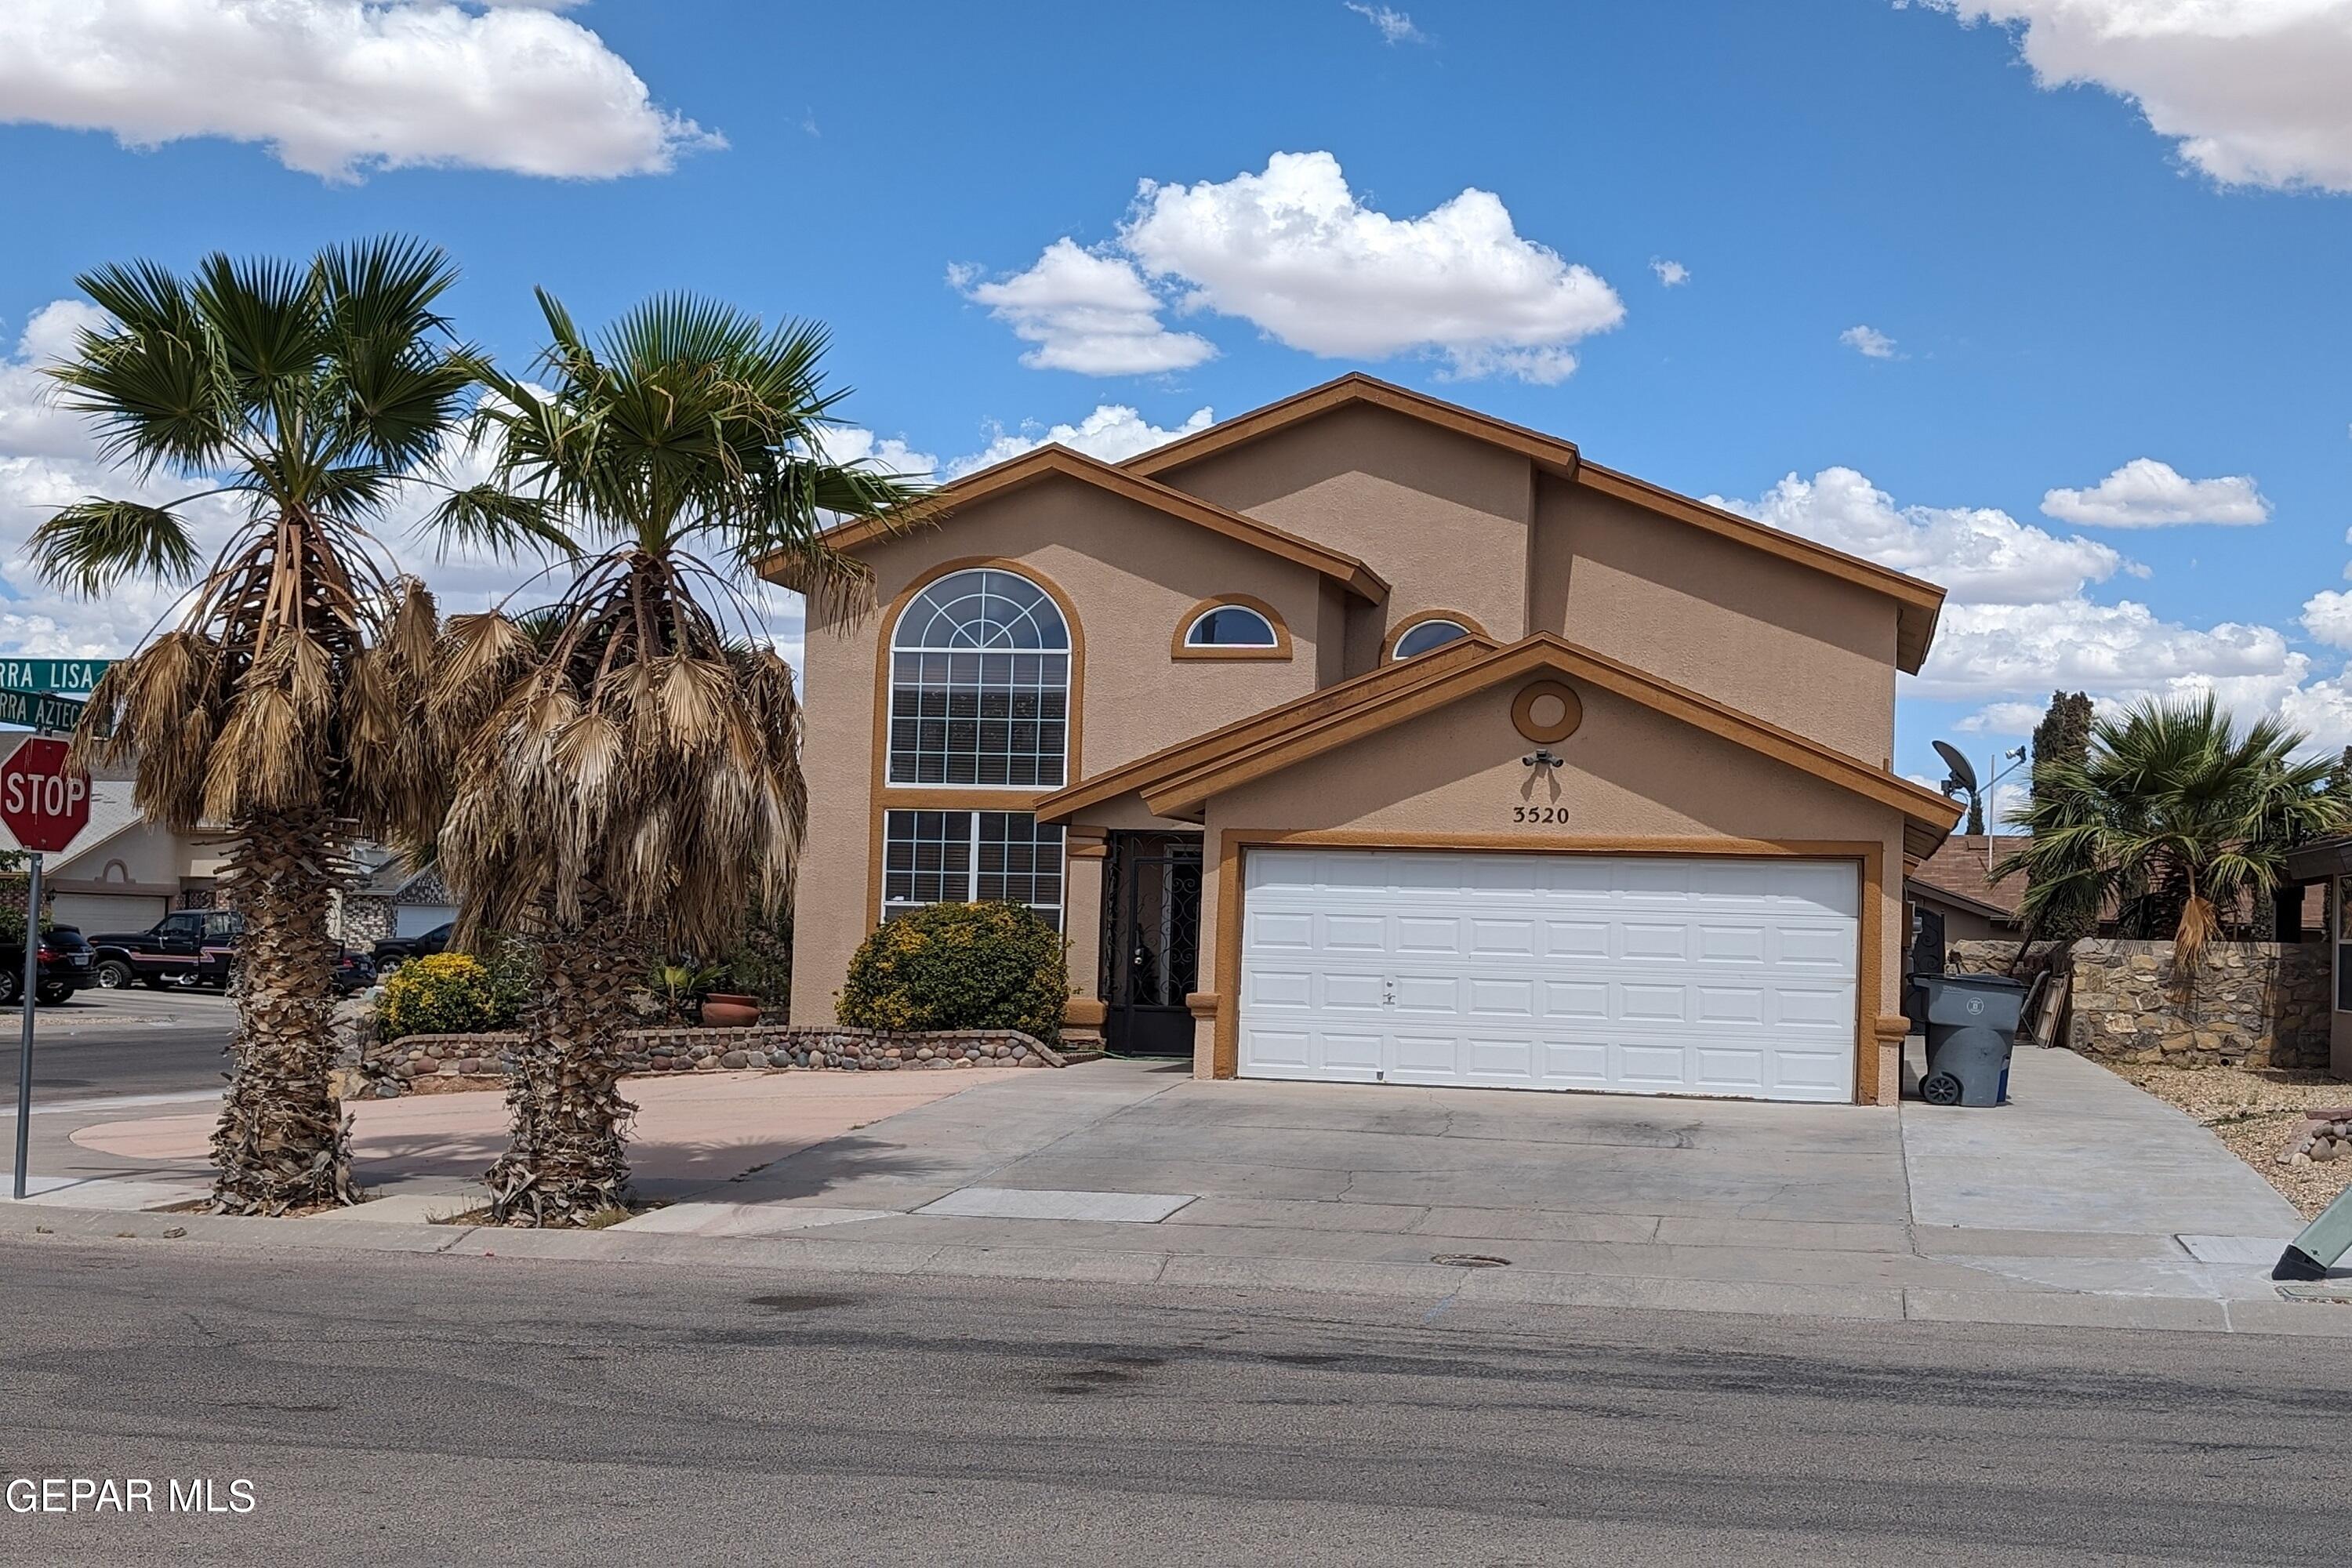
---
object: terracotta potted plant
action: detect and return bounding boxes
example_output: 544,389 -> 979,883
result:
699,991 -> 760,1028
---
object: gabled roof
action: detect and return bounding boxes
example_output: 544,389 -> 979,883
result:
1033,633 -> 1498,825
801,443 -> 1387,601
1120,372 -> 1946,673
1907,834 -> 2031,924
1044,632 -> 1962,861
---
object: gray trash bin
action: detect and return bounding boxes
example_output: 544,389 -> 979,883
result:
1913,973 -> 2031,1108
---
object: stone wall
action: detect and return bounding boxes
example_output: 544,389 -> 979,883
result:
1940,937 -> 2333,1071
2062,939 -> 2330,1070
356,1023 -> 1065,1097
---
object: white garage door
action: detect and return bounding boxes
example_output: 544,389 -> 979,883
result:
1238,849 -> 1859,1102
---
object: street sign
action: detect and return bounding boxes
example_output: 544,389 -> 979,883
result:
0,688 -> 85,735
0,658 -> 111,694
0,738 -> 90,853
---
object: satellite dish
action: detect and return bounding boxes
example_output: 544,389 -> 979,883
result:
1933,741 -> 1979,795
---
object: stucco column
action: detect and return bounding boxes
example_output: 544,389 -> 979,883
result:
1062,828 -> 1109,1047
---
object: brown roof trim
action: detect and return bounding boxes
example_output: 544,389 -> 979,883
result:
797,445 -> 1387,601
1032,634 -> 1497,824
1131,633 -> 1965,842
1123,372 -> 1583,481
1119,370 -> 1946,675
1904,877 -> 2019,924
1572,463 -> 1945,675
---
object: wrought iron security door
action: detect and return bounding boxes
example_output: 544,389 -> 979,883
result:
1104,833 -> 1203,1057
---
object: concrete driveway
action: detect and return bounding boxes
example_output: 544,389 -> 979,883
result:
16,1036 -> 2339,1335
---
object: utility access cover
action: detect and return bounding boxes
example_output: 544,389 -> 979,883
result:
916,1187 -> 1196,1223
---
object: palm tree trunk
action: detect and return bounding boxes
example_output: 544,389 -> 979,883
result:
486,895 -> 636,1225
209,806 -> 354,1215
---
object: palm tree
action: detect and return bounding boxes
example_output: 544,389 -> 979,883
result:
430,291 -> 925,1225
1998,694 -> 2348,967
31,238 -> 498,1213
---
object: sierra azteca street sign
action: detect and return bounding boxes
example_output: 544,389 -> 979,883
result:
0,688 -> 85,734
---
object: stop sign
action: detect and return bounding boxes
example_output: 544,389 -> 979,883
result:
0,738 -> 91,853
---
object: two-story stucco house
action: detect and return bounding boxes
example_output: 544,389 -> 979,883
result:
778,375 -> 1961,1106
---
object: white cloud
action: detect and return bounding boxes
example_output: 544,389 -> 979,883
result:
1913,597 -> 2300,703
1955,700 -> 2050,735
1650,258 -> 1690,287
947,405 -> 1215,477
2039,457 -> 2270,527
0,300 -> 107,462
2302,589 -> 2352,649
1708,466 -> 2125,606
815,425 -> 938,481
1344,2 -> 1425,43
0,0 -> 719,182
952,240 -> 1216,376
1116,151 -> 1626,384
1839,325 -> 1898,359
1925,0 -> 2352,192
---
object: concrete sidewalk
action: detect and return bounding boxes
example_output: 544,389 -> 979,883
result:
6,1044 -> 2344,1336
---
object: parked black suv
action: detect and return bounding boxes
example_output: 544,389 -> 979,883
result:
370,920 -> 452,975
88,909 -> 243,990
0,924 -> 97,1005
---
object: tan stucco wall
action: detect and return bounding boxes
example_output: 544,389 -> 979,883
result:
1531,476 -> 1899,763
1153,403 -> 1535,669
1907,888 -> 2010,946
1191,679 -> 1908,1100
789,475 -> 1331,1025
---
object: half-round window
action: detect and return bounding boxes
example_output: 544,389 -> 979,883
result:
888,567 -> 1071,787
1392,618 -> 1471,659
1185,604 -> 1279,648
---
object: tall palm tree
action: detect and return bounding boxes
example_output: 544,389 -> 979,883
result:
1998,694 -> 2347,966
431,290 -> 925,1225
31,238 -> 498,1214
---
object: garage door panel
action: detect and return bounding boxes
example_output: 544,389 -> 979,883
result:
1238,849 -> 1860,1102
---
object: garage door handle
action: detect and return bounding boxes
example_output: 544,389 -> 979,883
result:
1381,979 -> 1396,1007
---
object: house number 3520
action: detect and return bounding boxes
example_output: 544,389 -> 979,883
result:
1512,806 -> 1567,824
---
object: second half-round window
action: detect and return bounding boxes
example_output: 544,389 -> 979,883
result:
1185,604 -> 1279,648
1392,618 -> 1471,659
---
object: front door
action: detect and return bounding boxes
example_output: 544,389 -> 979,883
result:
1104,832 -> 1203,1057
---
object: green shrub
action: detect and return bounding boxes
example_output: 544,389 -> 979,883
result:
377,952 -> 518,1041
720,902 -> 793,1012
837,902 -> 1068,1045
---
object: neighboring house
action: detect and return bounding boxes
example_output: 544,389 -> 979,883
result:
0,741 -> 455,945
1907,834 -> 2030,943
776,373 -> 1962,1106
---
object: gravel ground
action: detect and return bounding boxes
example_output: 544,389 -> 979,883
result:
2107,1059 -> 2352,1218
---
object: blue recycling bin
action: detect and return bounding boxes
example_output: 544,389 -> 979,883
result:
1912,973 -> 2032,1107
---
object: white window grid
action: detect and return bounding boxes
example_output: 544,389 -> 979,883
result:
888,568 -> 1072,789
882,810 -> 1065,931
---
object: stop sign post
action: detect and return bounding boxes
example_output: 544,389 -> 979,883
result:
5,738 -> 90,1200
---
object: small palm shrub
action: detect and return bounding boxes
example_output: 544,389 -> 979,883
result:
377,953 -> 520,1041
837,903 -> 1069,1046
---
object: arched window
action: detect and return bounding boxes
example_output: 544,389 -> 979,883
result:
1185,604 -> 1277,648
888,567 -> 1071,787
1391,617 -> 1471,659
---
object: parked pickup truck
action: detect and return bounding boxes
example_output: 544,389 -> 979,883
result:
187,941 -> 375,996
86,909 -> 244,990
369,920 -> 452,976
0,925 -> 97,1005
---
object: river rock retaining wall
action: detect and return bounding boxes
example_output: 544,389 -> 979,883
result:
1943,938 -> 2332,1071
356,1024 -> 1065,1097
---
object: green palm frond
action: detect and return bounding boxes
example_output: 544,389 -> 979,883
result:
27,498 -> 205,593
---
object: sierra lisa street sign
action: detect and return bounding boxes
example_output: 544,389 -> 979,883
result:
0,659 -> 111,694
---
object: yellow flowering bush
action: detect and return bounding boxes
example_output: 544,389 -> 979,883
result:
837,902 -> 1069,1045
376,951 -> 512,1041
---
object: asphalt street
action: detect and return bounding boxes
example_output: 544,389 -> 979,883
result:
0,988 -> 231,1109
2,1236 -> 2346,1566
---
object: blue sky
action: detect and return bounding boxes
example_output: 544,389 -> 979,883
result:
2,0 -> 2350,806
